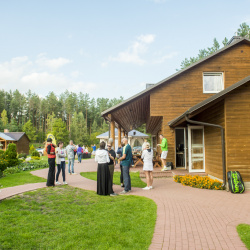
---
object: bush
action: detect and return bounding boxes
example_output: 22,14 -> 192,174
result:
29,144 -> 35,155
31,150 -> 40,157
0,144 -> 19,171
3,166 -> 21,176
18,153 -> 27,159
173,175 -> 224,190
0,150 -> 5,157
31,156 -> 40,160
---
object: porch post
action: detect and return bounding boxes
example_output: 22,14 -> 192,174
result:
118,125 -> 121,147
121,129 -> 125,137
110,118 -> 115,151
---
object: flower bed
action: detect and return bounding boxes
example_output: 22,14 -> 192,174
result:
174,175 -> 224,190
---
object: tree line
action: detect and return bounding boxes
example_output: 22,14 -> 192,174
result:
0,89 -> 123,146
178,22 -> 250,70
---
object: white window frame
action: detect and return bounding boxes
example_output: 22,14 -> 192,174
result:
203,72 -> 224,93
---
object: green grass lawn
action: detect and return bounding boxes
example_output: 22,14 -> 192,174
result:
237,224 -> 250,249
0,186 -> 157,249
0,171 -> 46,189
81,171 -> 146,188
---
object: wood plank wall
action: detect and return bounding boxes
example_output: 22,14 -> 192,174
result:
225,81 -> 250,181
192,101 -> 225,179
150,42 -> 250,166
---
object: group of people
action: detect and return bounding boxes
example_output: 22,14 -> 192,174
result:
46,139 -> 85,187
94,134 -> 168,195
46,133 -> 168,196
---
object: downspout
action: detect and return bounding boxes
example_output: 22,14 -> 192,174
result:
185,115 -> 226,187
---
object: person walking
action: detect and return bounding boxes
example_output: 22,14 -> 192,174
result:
117,145 -> 124,187
92,144 -> 96,156
66,140 -> 77,174
77,144 -> 83,163
55,141 -> 67,185
46,138 -> 56,187
119,137 -> 132,194
157,134 -> 168,171
95,141 -> 117,196
107,143 -> 116,186
141,142 -> 154,190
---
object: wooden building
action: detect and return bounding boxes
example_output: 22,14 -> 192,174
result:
102,37 -> 250,189
0,131 -> 30,154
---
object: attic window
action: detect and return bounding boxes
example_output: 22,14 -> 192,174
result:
203,72 -> 224,93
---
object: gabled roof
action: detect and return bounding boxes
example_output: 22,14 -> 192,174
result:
96,129 -> 149,138
102,37 -> 250,116
168,75 -> 250,127
0,133 -> 16,141
4,132 -> 27,141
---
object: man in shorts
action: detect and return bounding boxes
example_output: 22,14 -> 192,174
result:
157,134 -> 168,171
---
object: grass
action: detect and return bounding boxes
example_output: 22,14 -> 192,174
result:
237,224 -> 250,249
0,171 -> 46,189
81,171 -> 146,188
0,186 -> 157,249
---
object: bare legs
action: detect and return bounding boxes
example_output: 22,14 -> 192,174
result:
145,171 -> 153,187
161,158 -> 166,169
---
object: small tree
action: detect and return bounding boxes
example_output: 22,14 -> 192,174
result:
1,109 -> 8,127
5,143 -> 19,167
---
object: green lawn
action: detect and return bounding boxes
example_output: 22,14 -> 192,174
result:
81,171 -> 146,188
0,171 -> 46,189
237,224 -> 250,249
0,186 -> 157,249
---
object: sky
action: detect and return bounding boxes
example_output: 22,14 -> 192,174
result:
1,0 -> 250,100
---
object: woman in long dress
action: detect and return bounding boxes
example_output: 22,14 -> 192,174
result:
95,141 -> 117,196
141,142 -> 154,190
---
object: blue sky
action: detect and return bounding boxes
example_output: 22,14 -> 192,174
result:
1,0 -> 250,99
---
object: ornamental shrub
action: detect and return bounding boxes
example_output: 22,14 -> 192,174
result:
31,156 -> 40,160
31,150 -> 40,157
18,153 -> 27,159
174,174 -> 224,190
29,144 -> 35,155
3,166 -> 21,176
4,143 -> 19,168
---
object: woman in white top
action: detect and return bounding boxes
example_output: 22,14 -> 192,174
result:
55,142 -> 67,185
95,141 -> 116,196
141,142 -> 153,190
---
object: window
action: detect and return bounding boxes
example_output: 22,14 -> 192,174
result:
203,72 -> 224,93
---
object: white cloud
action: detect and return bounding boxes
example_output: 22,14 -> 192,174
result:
103,34 -> 156,66
36,54 -> 72,70
0,55 -> 100,97
153,51 -> 179,64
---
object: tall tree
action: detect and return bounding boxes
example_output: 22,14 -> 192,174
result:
52,118 -> 69,145
1,109 -> 8,127
22,120 -> 37,142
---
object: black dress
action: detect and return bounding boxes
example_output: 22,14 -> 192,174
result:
97,163 -> 113,195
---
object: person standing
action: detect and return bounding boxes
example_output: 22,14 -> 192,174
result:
66,140 -> 77,174
117,145 -> 124,187
107,143 -> 116,186
119,137 -> 132,194
46,138 -> 56,187
92,144 -> 97,156
55,141 -> 67,185
95,141 -> 117,196
142,139 -> 148,151
157,134 -> 168,171
141,142 -> 154,190
77,144 -> 83,163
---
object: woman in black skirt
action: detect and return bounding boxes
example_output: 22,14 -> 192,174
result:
95,141 -> 117,196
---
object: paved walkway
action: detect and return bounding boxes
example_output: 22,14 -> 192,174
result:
1,159 -> 250,250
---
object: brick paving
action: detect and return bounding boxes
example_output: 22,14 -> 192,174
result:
1,158 -> 250,250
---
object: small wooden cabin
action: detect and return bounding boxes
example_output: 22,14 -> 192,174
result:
0,131 -> 30,154
101,37 -> 250,190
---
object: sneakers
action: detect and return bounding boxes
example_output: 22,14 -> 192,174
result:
72,173 -> 77,175
63,181 -> 68,185
56,181 -> 61,185
149,186 -> 153,189
161,167 -> 168,171
120,190 -> 130,195
142,186 -> 150,190
110,193 -> 118,196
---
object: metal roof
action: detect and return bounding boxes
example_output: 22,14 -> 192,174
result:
96,129 -> 149,138
168,75 -> 250,127
102,37 -> 250,116
0,133 -> 15,141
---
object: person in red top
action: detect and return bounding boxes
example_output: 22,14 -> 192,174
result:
46,138 -> 56,187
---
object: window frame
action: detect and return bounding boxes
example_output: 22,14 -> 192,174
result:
203,72 -> 224,94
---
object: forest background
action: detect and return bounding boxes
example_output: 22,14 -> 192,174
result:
1,23 -> 249,147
